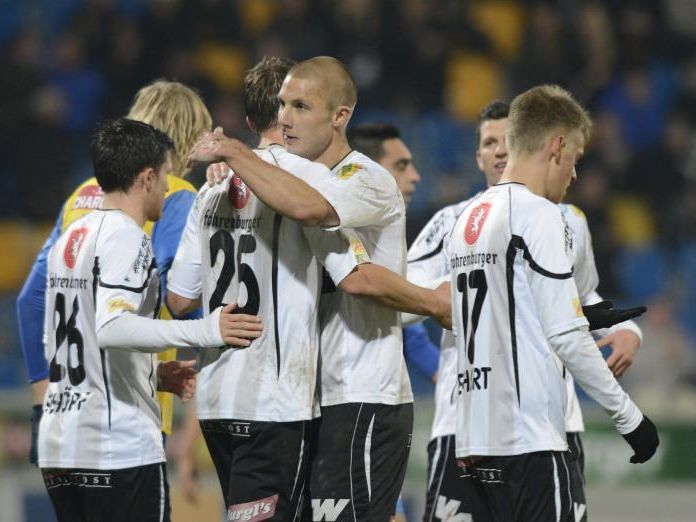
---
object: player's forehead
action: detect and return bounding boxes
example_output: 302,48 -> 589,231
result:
278,74 -> 325,103
479,118 -> 508,144
381,138 -> 411,161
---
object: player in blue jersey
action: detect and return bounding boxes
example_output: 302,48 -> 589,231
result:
17,80 -> 213,464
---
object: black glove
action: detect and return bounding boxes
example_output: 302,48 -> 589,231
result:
582,300 -> 647,331
30,404 -> 43,466
622,415 -> 659,464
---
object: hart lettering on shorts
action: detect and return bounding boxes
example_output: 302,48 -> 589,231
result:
227,494 -> 278,521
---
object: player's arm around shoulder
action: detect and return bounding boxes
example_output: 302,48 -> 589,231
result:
314,159 -> 404,230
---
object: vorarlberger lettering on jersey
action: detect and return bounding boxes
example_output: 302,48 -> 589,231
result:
39,210 -> 164,470
449,184 -> 588,458
168,145 -> 367,423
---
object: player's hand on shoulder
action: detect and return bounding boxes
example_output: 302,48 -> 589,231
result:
622,415 -> 659,464
206,161 -> 230,186
218,303 -> 263,348
597,329 -> 641,378
157,360 -> 197,402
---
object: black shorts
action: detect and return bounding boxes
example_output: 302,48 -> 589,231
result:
423,435 -> 475,521
308,402 -> 413,522
461,451 -> 574,522
42,462 -> 169,522
566,432 -> 587,522
200,418 -> 309,521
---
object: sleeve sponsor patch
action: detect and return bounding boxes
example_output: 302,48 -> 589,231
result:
107,298 -> 137,314
337,163 -> 364,180
350,238 -> 370,264
572,297 -> 583,317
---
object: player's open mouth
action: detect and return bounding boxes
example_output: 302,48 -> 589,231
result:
494,161 -> 507,171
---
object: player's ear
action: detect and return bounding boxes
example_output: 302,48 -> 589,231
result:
139,167 -> 156,190
549,135 -> 564,165
333,105 -> 352,128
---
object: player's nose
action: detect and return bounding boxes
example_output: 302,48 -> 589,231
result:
410,166 -> 422,184
278,106 -> 291,127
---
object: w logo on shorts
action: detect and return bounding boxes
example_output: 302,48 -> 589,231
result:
311,498 -> 349,521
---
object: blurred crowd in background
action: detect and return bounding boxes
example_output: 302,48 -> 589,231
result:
1,0 -> 696,419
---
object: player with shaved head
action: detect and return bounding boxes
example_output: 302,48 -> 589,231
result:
189,56 -> 449,521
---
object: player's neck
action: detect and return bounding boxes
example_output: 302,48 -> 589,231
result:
102,193 -> 147,227
498,157 -> 548,198
257,127 -> 284,149
314,134 -> 351,169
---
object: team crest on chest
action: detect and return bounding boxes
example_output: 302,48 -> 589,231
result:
63,227 -> 89,269
228,173 -> 251,209
464,203 -> 491,245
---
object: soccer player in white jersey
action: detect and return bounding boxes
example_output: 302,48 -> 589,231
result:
447,86 -> 658,521
189,56 -> 452,521
411,100 -> 645,521
39,118 -> 262,522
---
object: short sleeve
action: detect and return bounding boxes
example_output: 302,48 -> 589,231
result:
522,204 -> 588,338
168,189 -> 205,300
314,164 -> 403,229
303,227 -> 370,285
95,226 -> 157,331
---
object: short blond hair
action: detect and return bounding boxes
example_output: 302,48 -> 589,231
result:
506,85 -> 592,156
288,56 -> 357,110
127,80 -> 212,178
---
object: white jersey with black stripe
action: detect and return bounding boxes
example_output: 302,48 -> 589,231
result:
312,150 -> 413,406
406,199 -> 472,440
449,183 -> 589,457
168,146 -> 367,422
39,210 -> 164,470
411,197 -> 601,440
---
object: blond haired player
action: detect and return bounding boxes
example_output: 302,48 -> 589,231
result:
448,86 -> 658,521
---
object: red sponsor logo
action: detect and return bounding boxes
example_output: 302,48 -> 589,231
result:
71,184 -> 104,210
228,494 -> 277,521
228,173 -> 251,210
464,203 -> 491,245
63,227 -> 89,269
